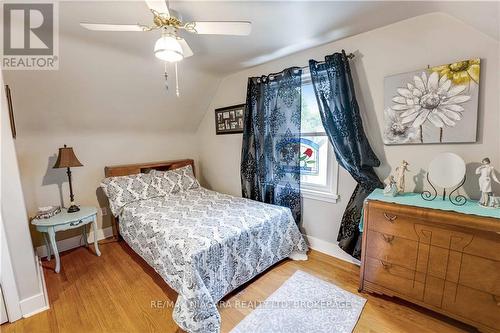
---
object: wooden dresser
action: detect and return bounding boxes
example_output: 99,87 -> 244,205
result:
360,191 -> 500,333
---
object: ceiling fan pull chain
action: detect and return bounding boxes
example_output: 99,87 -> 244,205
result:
175,62 -> 180,97
164,61 -> 169,92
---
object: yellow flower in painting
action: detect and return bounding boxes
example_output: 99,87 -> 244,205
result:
431,59 -> 480,85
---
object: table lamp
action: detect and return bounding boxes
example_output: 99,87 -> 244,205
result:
53,145 -> 83,213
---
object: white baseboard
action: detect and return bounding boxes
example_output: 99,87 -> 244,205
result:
304,234 -> 361,266
38,255 -> 49,315
35,226 -> 113,258
19,255 -> 50,318
19,292 -> 47,318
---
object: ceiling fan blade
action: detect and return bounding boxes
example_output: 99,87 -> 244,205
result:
80,23 -> 149,31
177,38 -> 193,58
185,21 -> 251,36
144,0 -> 170,17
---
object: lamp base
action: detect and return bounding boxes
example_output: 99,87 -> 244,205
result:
67,205 -> 80,213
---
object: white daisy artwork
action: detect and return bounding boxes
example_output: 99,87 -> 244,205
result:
383,59 -> 480,144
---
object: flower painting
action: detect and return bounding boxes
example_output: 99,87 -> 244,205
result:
383,58 -> 480,144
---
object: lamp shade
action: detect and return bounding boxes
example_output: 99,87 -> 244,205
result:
154,35 -> 184,62
53,145 -> 83,168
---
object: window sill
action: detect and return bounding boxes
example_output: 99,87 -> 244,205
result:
301,188 -> 339,203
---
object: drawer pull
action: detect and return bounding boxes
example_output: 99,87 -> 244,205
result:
70,219 -> 83,226
493,295 -> 500,306
381,234 -> 395,243
383,213 -> 397,223
380,260 -> 392,270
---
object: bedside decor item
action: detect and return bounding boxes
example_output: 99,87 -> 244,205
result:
35,206 -> 61,219
215,104 -> 245,135
31,206 -> 101,273
475,157 -> 500,207
395,160 -> 410,194
53,145 -> 83,213
422,152 -> 467,206
383,175 -> 398,197
361,189 -> 500,333
383,58 -> 480,145
5,85 -> 16,139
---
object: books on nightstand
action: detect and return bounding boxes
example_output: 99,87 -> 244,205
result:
35,206 -> 61,219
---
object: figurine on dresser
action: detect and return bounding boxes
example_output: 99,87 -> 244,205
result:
395,160 -> 410,194
383,175 -> 398,197
475,157 -> 500,207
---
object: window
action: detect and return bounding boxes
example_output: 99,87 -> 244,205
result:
300,73 -> 339,203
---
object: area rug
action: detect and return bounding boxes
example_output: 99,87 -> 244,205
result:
230,270 -> 366,333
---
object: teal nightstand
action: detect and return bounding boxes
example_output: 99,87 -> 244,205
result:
31,206 -> 101,273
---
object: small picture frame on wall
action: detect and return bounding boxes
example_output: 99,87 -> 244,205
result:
215,104 -> 245,135
5,85 -> 16,139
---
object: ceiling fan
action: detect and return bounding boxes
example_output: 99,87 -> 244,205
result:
81,0 -> 251,96
80,0 -> 252,63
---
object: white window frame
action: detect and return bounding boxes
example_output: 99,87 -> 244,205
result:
300,72 -> 339,203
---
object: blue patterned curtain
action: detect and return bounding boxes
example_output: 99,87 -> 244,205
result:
241,67 -> 302,223
309,51 -> 383,258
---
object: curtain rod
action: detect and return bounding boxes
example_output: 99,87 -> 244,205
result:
299,51 -> 355,71
257,51 -> 355,81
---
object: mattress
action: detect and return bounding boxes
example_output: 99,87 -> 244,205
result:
118,187 -> 308,333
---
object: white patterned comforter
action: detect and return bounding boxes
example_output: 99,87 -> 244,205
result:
118,187 -> 308,333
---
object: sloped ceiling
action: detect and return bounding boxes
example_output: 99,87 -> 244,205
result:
3,1 -> 498,134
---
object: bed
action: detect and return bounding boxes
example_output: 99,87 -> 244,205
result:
102,159 -> 308,333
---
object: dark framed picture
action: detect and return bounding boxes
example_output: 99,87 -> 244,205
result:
215,104 -> 245,135
5,85 -> 16,139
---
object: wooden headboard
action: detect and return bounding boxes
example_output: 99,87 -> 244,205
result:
103,159 -> 195,242
104,159 -> 195,178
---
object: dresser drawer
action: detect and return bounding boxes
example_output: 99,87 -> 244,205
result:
366,230 -> 418,270
458,254 -> 500,296
443,282 -> 500,330
364,256 -> 424,301
367,205 -> 419,241
54,214 -> 95,232
462,232 -> 500,261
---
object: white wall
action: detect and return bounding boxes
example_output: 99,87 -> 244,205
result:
1,71 -> 46,311
195,13 -> 500,256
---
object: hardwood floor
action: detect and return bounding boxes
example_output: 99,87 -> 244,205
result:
2,241 -> 475,333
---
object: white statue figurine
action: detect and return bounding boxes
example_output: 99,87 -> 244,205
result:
383,175 -> 398,197
475,157 -> 500,206
395,160 -> 410,194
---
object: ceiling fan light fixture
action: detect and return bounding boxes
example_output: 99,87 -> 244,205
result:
154,35 -> 184,62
